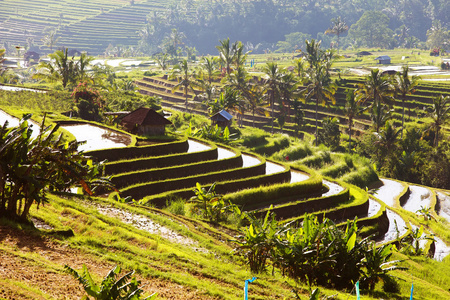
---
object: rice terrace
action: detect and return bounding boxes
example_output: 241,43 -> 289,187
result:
2,0 -> 450,299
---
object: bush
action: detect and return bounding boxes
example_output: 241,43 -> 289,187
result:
298,151 -> 331,169
272,143 -> 313,161
242,133 -> 268,147
165,198 -> 186,216
317,117 -> 340,151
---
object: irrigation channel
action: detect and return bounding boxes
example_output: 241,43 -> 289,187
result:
372,178 -> 450,260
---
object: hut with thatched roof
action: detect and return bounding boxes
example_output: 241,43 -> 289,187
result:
121,107 -> 172,135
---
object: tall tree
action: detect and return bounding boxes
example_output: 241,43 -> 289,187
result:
325,17 -> 348,54
392,66 -> 420,138
427,95 -> 450,147
357,69 -> 394,108
41,30 -> 59,52
348,11 -> 394,48
34,48 -> 76,88
343,89 -> 364,152
262,62 -> 283,134
200,56 -> 220,84
370,101 -> 393,133
216,38 -> 235,76
303,64 -> 336,146
170,59 -> 198,112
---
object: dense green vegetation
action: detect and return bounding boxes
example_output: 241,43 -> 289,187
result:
2,18 -> 450,298
1,0 -> 450,55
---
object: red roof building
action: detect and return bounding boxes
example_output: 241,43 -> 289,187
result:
121,107 -> 172,136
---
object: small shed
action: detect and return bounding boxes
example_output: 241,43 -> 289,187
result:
210,110 -> 233,128
356,51 -> 373,56
121,107 -> 172,135
375,55 -> 391,64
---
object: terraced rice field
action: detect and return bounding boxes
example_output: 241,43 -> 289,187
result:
0,0 -> 180,54
135,75 -> 450,137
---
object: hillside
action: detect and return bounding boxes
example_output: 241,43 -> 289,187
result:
1,0 -> 449,55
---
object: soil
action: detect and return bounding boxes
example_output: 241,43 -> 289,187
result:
0,225 -> 216,300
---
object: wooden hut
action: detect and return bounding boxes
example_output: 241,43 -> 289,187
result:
210,110 -> 233,128
375,55 -> 391,64
121,107 -> 172,135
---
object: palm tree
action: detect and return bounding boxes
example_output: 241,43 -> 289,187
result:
155,53 -> 169,70
303,64 -> 336,146
305,39 -> 323,69
376,121 -> 401,157
392,66 -> 420,138
427,95 -> 450,146
279,72 -> 299,123
34,48 -> 76,88
200,56 -> 219,83
357,69 -> 394,108
170,59 -> 198,112
163,28 -> 185,59
233,41 -> 248,70
246,84 -> 267,128
344,89 -> 365,152
325,17 -> 348,54
293,57 -> 307,82
225,66 -> 252,126
262,62 -> 283,134
216,38 -> 236,76
41,30 -> 59,52
76,52 -> 94,82
370,101 -> 393,133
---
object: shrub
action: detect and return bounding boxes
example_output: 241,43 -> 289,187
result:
272,143 -> 313,161
317,117 -> 340,151
242,132 -> 268,147
298,151 -> 331,169
165,198 -> 186,216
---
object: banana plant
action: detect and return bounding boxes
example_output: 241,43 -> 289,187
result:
65,264 -> 157,300
361,243 -> 407,290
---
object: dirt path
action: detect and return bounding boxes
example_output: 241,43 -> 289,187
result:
0,225 -> 216,300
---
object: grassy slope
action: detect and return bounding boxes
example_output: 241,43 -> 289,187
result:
2,193 -> 450,300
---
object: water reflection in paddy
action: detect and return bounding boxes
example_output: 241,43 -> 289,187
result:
241,153 -> 260,168
402,185 -> 431,213
372,178 -> 404,207
266,161 -> 285,175
368,199 -> 381,218
187,139 -> 210,153
0,110 -> 39,138
217,147 -> 235,160
290,170 -> 309,183
436,191 -> 450,222
60,124 -> 130,151
383,209 -> 407,242
322,180 -> 344,197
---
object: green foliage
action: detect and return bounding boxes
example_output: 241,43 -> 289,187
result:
272,142 -> 313,161
165,198 -> 186,216
64,264 -> 157,300
242,132 -> 268,147
188,123 -> 236,144
399,225 -> 435,256
317,117 -> 340,151
0,114 -> 113,222
189,182 -> 238,223
348,11 -> 395,48
233,213 -> 403,290
276,32 -> 312,53
72,82 -> 103,121
298,151 -> 332,169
